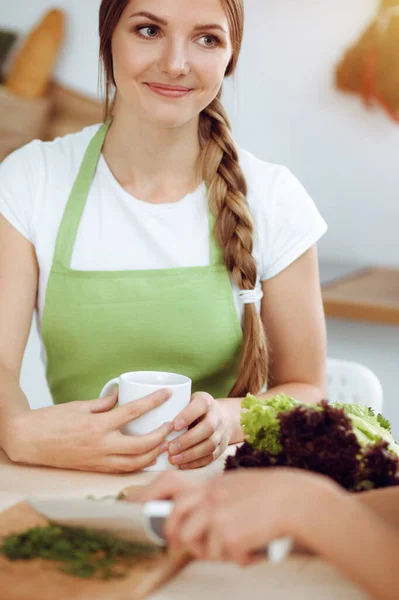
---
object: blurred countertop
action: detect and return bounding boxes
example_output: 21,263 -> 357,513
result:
320,260 -> 399,326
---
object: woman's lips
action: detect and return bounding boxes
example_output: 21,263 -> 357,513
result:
145,83 -> 193,98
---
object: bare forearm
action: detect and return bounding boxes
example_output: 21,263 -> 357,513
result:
0,362 -> 30,452
221,383 -> 322,444
356,487 -> 399,529
297,488 -> 399,600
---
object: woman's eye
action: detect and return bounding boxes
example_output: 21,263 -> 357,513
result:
137,25 -> 159,39
198,35 -> 219,48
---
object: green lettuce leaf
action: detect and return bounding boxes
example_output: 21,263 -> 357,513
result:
333,403 -> 399,455
377,413 -> 392,432
240,393 -> 299,455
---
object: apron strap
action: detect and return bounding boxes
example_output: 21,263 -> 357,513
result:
52,121 -> 224,269
52,122 -> 111,269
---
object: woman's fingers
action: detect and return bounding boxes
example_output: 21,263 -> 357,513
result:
87,390 -> 119,413
103,444 -> 166,473
169,432 -> 222,466
107,388 -> 172,429
206,526 -> 227,562
123,471 -> 199,503
165,490 -> 205,549
90,447 -> 163,473
172,392 -> 214,431
168,418 -> 214,455
177,503 -> 210,553
169,417 -> 221,457
179,455 -> 216,470
112,421 -> 173,454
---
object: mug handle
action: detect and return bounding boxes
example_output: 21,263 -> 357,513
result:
99,377 -> 120,399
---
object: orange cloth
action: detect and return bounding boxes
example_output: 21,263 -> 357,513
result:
335,1 -> 399,123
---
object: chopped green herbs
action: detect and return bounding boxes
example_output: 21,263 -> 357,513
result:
0,524 -> 160,579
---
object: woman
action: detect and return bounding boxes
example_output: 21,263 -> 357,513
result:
132,469 -> 399,600
0,0 -> 327,473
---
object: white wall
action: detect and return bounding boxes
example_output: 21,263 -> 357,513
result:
234,0 -> 399,268
1,1 -> 399,429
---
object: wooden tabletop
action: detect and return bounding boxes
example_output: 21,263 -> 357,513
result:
322,267 -> 399,326
0,449 -> 369,599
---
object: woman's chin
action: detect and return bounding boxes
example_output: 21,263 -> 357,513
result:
144,110 -> 194,130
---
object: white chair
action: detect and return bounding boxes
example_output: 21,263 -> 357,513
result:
326,358 -> 384,414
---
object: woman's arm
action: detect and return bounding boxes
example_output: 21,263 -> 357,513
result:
0,214 -> 37,451
355,487 -> 399,529
295,484 -> 399,600
220,244 -> 327,442
0,216 -> 172,472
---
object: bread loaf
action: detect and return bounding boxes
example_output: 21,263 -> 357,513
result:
5,9 -> 65,98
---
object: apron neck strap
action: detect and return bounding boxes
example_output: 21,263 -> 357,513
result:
52,122 -> 225,269
52,122 -> 111,269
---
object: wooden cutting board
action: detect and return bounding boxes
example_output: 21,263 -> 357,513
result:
0,502 -> 191,600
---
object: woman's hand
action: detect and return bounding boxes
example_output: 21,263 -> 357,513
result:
125,471 -> 208,557
167,392 -> 234,469
146,470 -> 344,564
5,389 -> 174,473
123,470 -> 204,503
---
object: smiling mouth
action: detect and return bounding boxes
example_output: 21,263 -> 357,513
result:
145,83 -> 193,98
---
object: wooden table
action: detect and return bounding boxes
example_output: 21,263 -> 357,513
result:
0,449 -> 370,599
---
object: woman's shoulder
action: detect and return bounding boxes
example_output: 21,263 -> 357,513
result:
238,147 -> 309,219
238,148 -> 297,198
0,124 -> 104,242
237,147 -> 327,280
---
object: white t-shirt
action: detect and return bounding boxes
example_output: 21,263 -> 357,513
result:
0,124 -> 327,341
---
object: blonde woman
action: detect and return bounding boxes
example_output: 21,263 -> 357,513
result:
0,0 -> 327,473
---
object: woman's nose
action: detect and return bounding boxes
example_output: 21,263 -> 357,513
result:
158,40 -> 190,78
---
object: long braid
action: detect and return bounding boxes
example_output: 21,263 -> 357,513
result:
198,92 -> 269,397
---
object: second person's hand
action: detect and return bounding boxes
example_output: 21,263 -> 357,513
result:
4,389 -> 174,473
166,469 -> 345,564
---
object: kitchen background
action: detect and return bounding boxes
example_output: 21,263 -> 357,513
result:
1,1 -> 398,430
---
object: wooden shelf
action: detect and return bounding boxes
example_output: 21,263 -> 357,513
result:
43,82 -> 104,141
322,267 -> 399,325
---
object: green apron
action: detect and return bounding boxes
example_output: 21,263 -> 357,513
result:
41,123 -> 243,405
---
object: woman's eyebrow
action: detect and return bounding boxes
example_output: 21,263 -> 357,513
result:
193,23 -> 227,33
128,11 -> 227,33
128,11 -> 168,25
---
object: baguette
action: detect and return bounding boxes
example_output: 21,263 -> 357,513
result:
5,9 -> 65,98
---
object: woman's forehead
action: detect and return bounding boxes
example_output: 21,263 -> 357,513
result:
123,0 -> 229,29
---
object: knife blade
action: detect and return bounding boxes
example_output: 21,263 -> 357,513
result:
27,497 -> 172,546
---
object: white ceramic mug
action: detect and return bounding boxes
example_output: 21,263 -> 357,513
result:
99,371 -> 192,471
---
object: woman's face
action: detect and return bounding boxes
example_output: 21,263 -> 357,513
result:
111,0 -> 233,128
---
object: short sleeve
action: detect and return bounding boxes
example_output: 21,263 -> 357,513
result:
260,166 -> 327,280
0,140 -> 42,243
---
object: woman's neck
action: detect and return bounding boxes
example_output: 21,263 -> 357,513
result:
102,106 -> 203,204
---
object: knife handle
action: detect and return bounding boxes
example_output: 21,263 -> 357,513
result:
144,500 -> 173,545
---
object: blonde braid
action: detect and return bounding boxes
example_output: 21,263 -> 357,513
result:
198,92 -> 269,397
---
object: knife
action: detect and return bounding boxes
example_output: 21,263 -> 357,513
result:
27,497 -> 293,562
